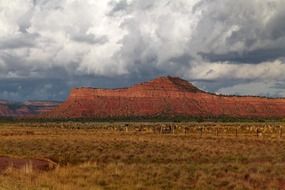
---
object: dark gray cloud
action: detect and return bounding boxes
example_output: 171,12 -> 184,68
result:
200,47 -> 285,64
1,0 -> 285,101
0,75 -> 154,101
72,34 -> 109,45
0,33 -> 37,49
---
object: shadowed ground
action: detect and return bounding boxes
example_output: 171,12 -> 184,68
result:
0,156 -> 56,172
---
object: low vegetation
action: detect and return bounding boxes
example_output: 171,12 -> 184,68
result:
0,122 -> 285,189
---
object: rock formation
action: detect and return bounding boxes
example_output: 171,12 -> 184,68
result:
0,100 -> 61,117
43,76 -> 285,119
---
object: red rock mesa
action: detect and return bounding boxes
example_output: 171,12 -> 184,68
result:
44,76 -> 285,119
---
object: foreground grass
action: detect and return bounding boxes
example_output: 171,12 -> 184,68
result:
0,123 -> 285,189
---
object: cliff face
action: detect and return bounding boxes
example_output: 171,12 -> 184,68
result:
44,76 -> 285,119
0,101 -> 61,117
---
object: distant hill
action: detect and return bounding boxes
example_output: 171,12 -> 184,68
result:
0,100 -> 61,117
42,76 -> 285,119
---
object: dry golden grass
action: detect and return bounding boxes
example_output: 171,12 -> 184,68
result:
0,122 -> 285,189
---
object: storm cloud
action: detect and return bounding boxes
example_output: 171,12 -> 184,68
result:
0,0 -> 285,100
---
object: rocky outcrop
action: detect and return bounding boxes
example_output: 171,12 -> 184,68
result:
0,100 -> 61,117
43,76 -> 285,119
23,101 -> 61,115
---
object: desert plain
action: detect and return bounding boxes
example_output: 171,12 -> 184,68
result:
0,121 -> 285,190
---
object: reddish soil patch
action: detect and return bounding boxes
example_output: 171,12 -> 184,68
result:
0,156 -> 56,172
278,179 -> 285,190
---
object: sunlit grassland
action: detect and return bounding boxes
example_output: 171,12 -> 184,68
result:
0,122 -> 285,189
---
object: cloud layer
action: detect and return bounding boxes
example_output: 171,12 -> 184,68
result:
0,0 -> 285,100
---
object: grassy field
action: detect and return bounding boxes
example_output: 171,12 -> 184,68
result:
0,122 -> 285,189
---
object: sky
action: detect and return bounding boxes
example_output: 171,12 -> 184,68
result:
1,0 -> 285,101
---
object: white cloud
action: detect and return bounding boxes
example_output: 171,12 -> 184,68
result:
0,0 -> 285,76
1,0 -> 285,98
187,59 -> 285,80
0,0 -> 33,36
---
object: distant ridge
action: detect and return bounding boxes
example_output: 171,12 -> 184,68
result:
0,100 -> 61,117
42,76 -> 285,119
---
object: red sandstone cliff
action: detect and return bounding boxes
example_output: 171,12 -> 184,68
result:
43,76 -> 285,119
